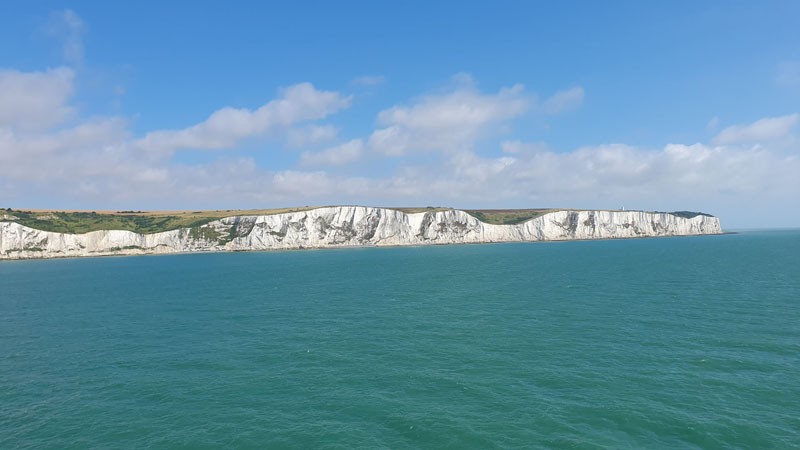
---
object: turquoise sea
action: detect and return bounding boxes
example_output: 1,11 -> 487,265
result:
1,231 -> 799,449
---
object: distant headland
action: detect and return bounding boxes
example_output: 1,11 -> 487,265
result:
0,206 -> 722,260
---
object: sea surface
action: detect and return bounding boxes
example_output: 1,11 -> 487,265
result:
1,231 -> 798,449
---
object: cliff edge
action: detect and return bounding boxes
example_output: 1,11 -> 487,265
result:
0,207 -> 722,260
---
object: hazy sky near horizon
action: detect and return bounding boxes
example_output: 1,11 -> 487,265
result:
1,1 -> 799,228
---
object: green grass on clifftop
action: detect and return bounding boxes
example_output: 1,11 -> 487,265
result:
1,210 -> 215,234
390,207 -> 557,224
0,207 -> 713,234
464,209 -> 557,225
0,208 -> 317,234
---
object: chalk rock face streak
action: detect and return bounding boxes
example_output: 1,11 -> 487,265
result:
0,207 -> 722,259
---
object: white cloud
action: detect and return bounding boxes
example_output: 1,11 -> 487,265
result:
1,54 -> 797,227
0,117 -> 128,158
5,119 -> 799,226
349,141 -> 800,227
368,81 -> 529,155
501,140 -> 550,154
270,170 -> 340,198
367,126 -> 408,156
0,117 -> 135,184
44,9 -> 85,64
447,152 -> 517,183
300,139 -> 363,166
713,114 -> 798,144
137,83 -> 351,154
543,87 -> 584,114
0,67 -> 75,131
286,124 -> 338,148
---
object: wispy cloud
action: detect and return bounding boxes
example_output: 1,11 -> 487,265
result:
351,75 -> 386,87
300,139 -> 364,166
713,114 -> 798,145
706,116 -> 720,131
500,140 -> 550,154
776,61 -> 800,89
43,9 -> 86,64
368,78 -> 530,155
286,124 -> 339,148
542,87 -> 584,114
136,83 -> 352,155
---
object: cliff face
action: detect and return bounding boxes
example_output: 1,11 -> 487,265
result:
0,207 -> 722,260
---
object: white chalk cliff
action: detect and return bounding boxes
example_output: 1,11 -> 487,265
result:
0,207 -> 722,260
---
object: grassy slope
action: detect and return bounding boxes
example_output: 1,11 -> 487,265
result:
0,207 -> 317,234
463,209 -> 557,225
0,207 -> 712,234
389,207 -> 559,224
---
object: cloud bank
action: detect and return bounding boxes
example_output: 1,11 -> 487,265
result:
1,14 -> 798,228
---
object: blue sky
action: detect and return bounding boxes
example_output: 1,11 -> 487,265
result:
1,1 -> 799,227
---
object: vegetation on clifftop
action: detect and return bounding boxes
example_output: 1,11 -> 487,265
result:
1,210 -> 213,234
668,211 -> 714,219
0,207 -> 713,234
391,207 -> 557,224
0,207 -> 316,234
464,209 -> 557,225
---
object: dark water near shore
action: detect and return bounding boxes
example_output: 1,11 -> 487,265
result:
2,231 -> 799,449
